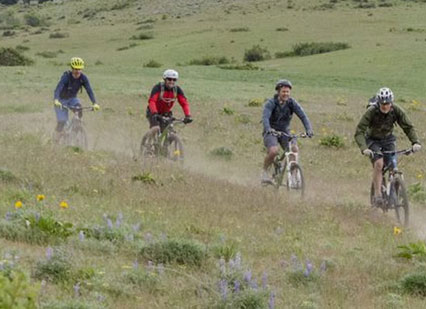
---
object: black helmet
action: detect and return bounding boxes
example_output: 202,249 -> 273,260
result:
275,79 -> 292,91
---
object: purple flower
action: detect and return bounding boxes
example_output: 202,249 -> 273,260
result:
234,280 -> 240,293
79,231 -> 85,242
219,257 -> 226,275
4,212 -> 12,221
228,258 -> 235,271
116,212 -> 123,228
125,234 -> 134,242
132,223 -> 141,232
262,272 -> 268,289
304,260 -> 313,277
251,280 -> 258,290
97,294 -> 106,302
268,291 -> 275,309
133,259 -> 139,269
243,270 -> 252,283
73,282 -> 80,297
157,263 -> 164,275
219,279 -> 227,300
107,219 -> 113,229
46,247 -> 53,260
147,260 -> 154,272
235,252 -> 242,269
102,213 -> 108,222
34,213 -> 40,223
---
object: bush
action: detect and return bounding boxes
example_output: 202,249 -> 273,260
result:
397,241 -> 426,260
49,32 -> 69,39
222,106 -> 234,115
123,268 -> 160,293
132,172 -> 156,184
15,45 -> 30,52
247,98 -> 265,107
219,63 -> 260,70
140,239 -> 207,266
280,42 -> 350,57
24,13 -> 43,27
189,56 -> 230,66
243,45 -> 271,62
130,32 -> 154,40
0,47 -> 34,66
319,134 -> 345,148
0,271 -> 39,309
229,27 -> 249,32
2,30 -> 15,37
33,250 -> 73,283
137,24 -> 154,30
36,51 -> 58,58
275,51 -> 294,58
408,182 -> 426,202
276,27 -> 289,31
0,168 -> 18,183
401,272 -> 426,296
143,59 -> 162,68
210,147 -> 233,160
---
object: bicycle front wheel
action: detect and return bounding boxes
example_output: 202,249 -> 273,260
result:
392,176 -> 409,226
140,131 -> 158,160
167,134 -> 184,162
286,163 -> 305,197
70,126 -> 88,150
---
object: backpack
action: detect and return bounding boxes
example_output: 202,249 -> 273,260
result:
367,95 -> 378,109
64,71 -> 84,93
159,82 -> 177,104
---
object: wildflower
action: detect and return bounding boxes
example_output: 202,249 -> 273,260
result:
268,291 -> 275,309
147,260 -> 154,272
132,223 -> 141,232
416,173 -> 424,180
46,247 -> 53,260
102,213 -> 108,222
79,231 -> 85,242
116,212 -> 123,228
304,260 -> 313,277
262,272 -> 268,289
235,252 -> 242,269
219,279 -> 227,300
251,280 -> 258,290
121,265 -> 132,269
5,212 -> 12,221
228,258 -> 235,271
25,220 -> 30,227
59,201 -> 68,209
133,260 -> 139,269
37,194 -> 45,202
234,280 -> 240,293
15,200 -> 23,209
73,282 -> 80,297
157,263 -> 164,275
243,270 -> 252,283
219,257 -> 226,275
394,226 -> 402,235
107,219 -> 113,229
35,213 -> 40,222
144,232 -> 153,243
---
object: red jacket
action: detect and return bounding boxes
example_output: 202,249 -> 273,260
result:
148,82 -> 190,116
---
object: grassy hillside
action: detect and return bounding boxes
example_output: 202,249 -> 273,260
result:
1,0 -> 426,308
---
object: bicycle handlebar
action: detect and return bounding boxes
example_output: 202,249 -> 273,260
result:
373,149 -> 413,156
61,106 -> 94,111
269,130 -> 307,139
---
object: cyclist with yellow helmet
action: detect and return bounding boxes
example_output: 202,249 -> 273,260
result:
53,57 -> 100,137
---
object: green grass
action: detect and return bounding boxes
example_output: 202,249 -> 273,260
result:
1,0 -> 426,307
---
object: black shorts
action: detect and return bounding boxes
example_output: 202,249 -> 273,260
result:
366,135 -> 396,165
146,107 -> 172,129
263,132 -> 294,151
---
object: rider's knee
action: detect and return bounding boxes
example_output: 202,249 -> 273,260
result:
268,146 -> 279,156
149,126 -> 160,134
56,122 -> 65,132
374,158 -> 384,170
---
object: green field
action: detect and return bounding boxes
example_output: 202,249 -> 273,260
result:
1,0 -> 426,308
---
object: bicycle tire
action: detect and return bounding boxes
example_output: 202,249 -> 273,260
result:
72,126 -> 88,150
140,131 -> 158,160
392,176 -> 409,226
286,163 -> 305,197
167,134 -> 184,162
273,161 -> 285,190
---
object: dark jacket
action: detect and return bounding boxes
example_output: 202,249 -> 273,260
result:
354,104 -> 419,151
54,71 -> 96,103
262,95 -> 312,133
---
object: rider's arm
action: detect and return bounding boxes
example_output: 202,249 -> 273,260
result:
176,87 -> 191,116
53,73 -> 69,100
394,104 -> 420,145
148,84 -> 161,114
262,99 -> 274,132
292,100 -> 312,132
81,75 -> 96,104
354,109 -> 373,151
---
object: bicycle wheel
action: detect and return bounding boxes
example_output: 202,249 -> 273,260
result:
370,177 -> 387,209
69,120 -> 88,150
286,163 -> 305,197
273,161 -> 285,190
166,134 -> 184,162
391,176 -> 409,226
140,131 -> 158,159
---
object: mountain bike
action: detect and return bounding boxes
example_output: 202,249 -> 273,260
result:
54,106 -> 92,150
140,116 -> 185,163
263,130 -> 307,197
369,149 -> 413,226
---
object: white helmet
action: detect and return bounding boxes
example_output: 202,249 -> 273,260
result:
376,87 -> 394,104
163,69 -> 179,80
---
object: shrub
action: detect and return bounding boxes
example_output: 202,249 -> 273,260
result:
123,268 -> 160,293
189,56 -> 230,66
132,172 -> 156,184
236,114 -> 250,124
0,168 -> 18,183
15,45 -> 30,52
137,24 -> 154,30
275,51 -> 294,58
140,239 -> 207,266
0,47 -> 34,66
0,271 -> 39,309
143,59 -> 162,68
212,242 -> 238,261
397,241 -> 426,260
24,13 -> 42,27
49,32 -> 69,39
401,272 -> 426,296
229,27 -> 249,32
137,18 -> 156,24
243,45 -> 271,62
407,182 -> 426,202
130,32 -> 154,40
210,147 -> 233,159
2,30 -> 15,37
247,98 -> 264,107
116,46 -> 129,51
33,250 -> 73,283
222,106 -> 234,115
36,51 -> 58,58
219,63 -> 260,70
281,42 -> 350,57
276,27 -> 289,31
319,134 -> 345,148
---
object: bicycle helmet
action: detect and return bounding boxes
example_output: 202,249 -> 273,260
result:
70,57 -> 84,70
275,79 -> 292,91
376,87 -> 394,104
163,69 -> 179,80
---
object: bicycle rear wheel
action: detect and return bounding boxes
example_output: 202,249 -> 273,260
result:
392,176 -> 409,226
166,134 -> 184,162
140,131 -> 158,160
70,122 -> 88,150
286,163 -> 305,197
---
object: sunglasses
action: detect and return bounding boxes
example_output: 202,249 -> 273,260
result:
166,78 -> 177,82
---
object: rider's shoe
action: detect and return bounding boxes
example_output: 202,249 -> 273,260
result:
261,170 -> 273,185
373,196 -> 385,208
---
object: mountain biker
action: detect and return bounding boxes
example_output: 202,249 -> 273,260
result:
261,79 -> 314,183
53,57 -> 100,139
354,87 -> 421,206
146,69 -> 193,136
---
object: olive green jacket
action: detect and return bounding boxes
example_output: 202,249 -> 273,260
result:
354,104 -> 419,151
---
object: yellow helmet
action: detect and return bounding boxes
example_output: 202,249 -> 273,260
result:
70,57 -> 84,69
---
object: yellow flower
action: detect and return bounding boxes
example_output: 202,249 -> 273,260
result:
416,173 -> 424,180
15,201 -> 23,209
173,150 -> 181,157
121,265 -> 132,269
37,194 -> 45,202
393,226 -> 402,235
59,201 -> 69,209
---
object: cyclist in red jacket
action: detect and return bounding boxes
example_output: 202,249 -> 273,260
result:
146,69 -> 193,136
